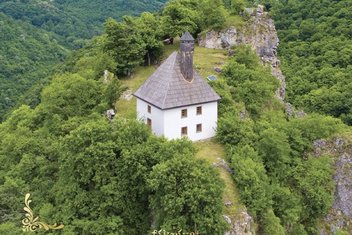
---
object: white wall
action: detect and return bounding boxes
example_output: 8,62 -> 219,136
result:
163,102 -> 218,141
137,99 -> 218,141
136,99 -> 164,136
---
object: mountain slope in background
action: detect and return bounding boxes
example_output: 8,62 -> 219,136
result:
0,0 -> 168,48
0,0 -> 168,121
0,13 -> 68,119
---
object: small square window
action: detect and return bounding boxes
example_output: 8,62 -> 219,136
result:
181,109 -> 188,118
147,118 -> 152,129
196,106 -> 202,115
196,124 -> 202,133
147,105 -> 151,113
181,126 -> 188,136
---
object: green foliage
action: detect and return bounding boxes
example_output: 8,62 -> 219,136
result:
215,43 -> 342,232
161,0 -> 228,38
39,74 -> 106,119
0,0 -> 168,121
222,46 -> 279,117
230,145 -> 272,215
267,0 -> 352,125
103,13 -> 165,76
261,209 -> 285,235
104,18 -> 146,76
0,0 -> 168,48
217,113 -> 257,146
0,41 -> 226,234
0,13 -> 68,121
0,222 -> 23,235
292,156 -> 335,223
148,155 -> 226,234
161,0 -> 200,37
257,128 -> 291,178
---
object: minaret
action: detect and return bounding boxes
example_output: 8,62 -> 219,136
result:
179,32 -> 195,82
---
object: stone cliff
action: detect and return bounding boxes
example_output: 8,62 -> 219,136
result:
199,5 -> 352,235
314,138 -> 352,234
199,5 -> 285,101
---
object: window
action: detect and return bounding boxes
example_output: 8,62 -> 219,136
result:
196,124 -> 202,133
181,126 -> 188,136
181,109 -> 188,118
147,118 -> 152,129
196,106 -> 202,115
147,105 -> 151,113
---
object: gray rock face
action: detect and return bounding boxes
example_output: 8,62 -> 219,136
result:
334,153 -> 352,218
198,5 -> 285,101
314,138 -> 352,234
213,157 -> 233,174
224,211 -> 254,235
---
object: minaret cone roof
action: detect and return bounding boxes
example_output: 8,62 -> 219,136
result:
180,31 -> 195,41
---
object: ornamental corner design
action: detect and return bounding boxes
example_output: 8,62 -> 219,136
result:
22,193 -> 64,232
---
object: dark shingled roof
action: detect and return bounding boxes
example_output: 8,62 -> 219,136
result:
133,52 -> 221,110
180,31 -> 194,41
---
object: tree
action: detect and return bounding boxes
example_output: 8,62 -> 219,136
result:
104,18 -> 146,76
39,73 -> 105,120
257,128 -> 291,179
148,155 -> 226,234
199,0 -> 227,30
230,145 -> 272,215
161,0 -> 201,38
261,209 -> 285,235
136,12 -> 164,65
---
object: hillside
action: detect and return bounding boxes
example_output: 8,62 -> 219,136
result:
269,0 -> 352,125
0,0 -> 168,48
1,0 -> 351,234
0,0 -> 168,121
0,13 -> 68,120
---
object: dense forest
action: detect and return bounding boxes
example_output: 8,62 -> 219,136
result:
269,0 -> 352,125
0,0 -> 351,234
0,0 -> 168,121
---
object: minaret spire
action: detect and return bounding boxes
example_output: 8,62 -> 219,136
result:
179,32 -> 195,82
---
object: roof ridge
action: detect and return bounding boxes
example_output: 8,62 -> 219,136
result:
161,53 -> 177,108
133,51 -> 220,110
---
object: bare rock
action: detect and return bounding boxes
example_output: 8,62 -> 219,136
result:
316,138 -> 352,234
121,89 -> 133,101
214,67 -> 223,73
225,211 -> 254,235
198,6 -> 286,101
225,201 -> 233,207
223,215 -> 232,224
295,110 -> 307,118
106,109 -> 115,120
213,158 -> 233,174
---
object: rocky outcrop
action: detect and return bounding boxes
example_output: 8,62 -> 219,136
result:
313,138 -> 352,234
224,211 -> 254,235
198,5 -> 285,101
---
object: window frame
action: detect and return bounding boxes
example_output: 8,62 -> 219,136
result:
181,126 -> 188,136
147,105 -> 151,114
196,106 -> 202,115
181,109 -> 188,118
196,123 -> 202,133
147,118 -> 152,129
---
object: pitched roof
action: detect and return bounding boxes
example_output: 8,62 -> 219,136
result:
180,31 -> 194,41
133,52 -> 221,110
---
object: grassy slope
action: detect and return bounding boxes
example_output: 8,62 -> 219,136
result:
116,43 -> 244,225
